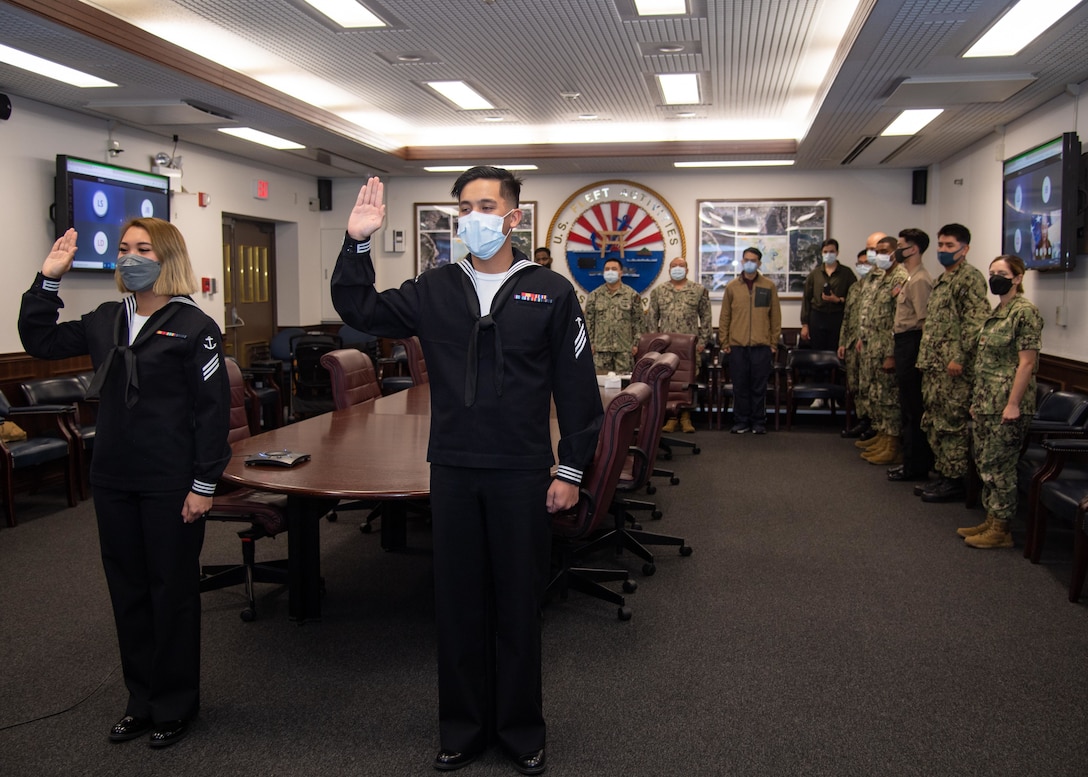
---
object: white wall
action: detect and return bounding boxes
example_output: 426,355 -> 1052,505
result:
8,87 -> 1087,362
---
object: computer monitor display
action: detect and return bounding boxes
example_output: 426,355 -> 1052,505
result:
54,155 -> 171,273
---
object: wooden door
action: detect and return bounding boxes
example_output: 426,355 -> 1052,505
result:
222,217 -> 277,367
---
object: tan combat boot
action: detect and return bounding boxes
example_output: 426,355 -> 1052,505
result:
860,434 -> 890,461
662,417 -> 679,433
964,519 -> 1013,548
956,515 -> 992,538
866,435 -> 901,465
855,432 -> 884,450
680,411 -> 695,433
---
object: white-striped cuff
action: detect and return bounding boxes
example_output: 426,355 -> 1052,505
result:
556,465 -> 583,485
41,276 -> 61,293
191,479 -> 217,496
354,238 -> 371,254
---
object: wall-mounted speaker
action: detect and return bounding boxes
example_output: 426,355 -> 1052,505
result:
317,178 -> 332,211
0,93 -> 11,121
911,168 -> 928,205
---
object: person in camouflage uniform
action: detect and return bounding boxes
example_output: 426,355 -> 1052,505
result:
839,249 -> 875,437
585,257 -> 645,373
916,224 -> 991,503
648,256 -> 712,433
960,254 -> 1043,548
856,237 -> 909,465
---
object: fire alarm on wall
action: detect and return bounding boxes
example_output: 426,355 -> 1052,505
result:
198,192 -> 211,207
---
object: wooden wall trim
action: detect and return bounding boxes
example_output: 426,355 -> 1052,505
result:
0,352 -> 93,406
1038,354 -> 1088,395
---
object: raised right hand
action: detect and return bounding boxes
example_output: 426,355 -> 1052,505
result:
347,177 -> 386,241
42,228 -> 77,279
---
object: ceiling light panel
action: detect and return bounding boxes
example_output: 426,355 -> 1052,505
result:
880,109 -> 943,136
425,81 -> 495,110
300,0 -> 386,28
657,73 -> 700,104
963,0 -> 1080,58
0,43 -> 115,87
634,0 -> 688,15
219,127 -> 305,149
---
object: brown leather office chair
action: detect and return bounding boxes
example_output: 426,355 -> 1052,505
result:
659,332 -> 701,457
635,333 -> 680,484
396,335 -> 428,386
199,358 -> 290,621
547,382 -> 649,620
0,388 -> 79,527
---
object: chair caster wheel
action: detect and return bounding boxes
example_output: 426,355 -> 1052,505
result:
680,545 -> 693,557
622,578 -> 638,594
651,510 -> 663,520
359,523 -> 372,534
692,446 -> 701,454
326,512 -> 338,522
642,562 -> 656,576
631,522 -> 642,531
240,608 -> 256,622
618,606 -> 632,621
646,484 -> 657,495
670,476 -> 680,486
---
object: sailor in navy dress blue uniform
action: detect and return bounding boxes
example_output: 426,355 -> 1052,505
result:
19,219 -> 230,748
331,169 -> 602,775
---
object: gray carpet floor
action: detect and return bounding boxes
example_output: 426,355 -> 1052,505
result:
2,417 -> 1087,777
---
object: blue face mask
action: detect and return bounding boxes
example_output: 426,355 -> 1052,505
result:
457,209 -> 514,260
937,250 -> 959,267
742,261 -> 758,275
822,252 -> 837,265
117,253 -> 161,292
856,263 -> 873,278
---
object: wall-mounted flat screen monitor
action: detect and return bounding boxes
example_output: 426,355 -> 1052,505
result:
54,155 -> 171,273
1001,132 -> 1080,272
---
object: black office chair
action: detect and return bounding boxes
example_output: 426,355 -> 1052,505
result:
20,375 -> 96,499
783,349 -> 850,431
289,333 -> 341,419
547,382 -> 649,620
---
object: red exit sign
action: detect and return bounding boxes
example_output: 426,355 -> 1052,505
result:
253,179 -> 270,200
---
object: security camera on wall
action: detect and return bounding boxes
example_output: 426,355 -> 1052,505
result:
0,93 -> 11,121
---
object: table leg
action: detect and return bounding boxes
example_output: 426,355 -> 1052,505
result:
381,501 -> 408,551
287,495 -> 336,623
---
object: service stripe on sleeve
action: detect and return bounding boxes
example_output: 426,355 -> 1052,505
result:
202,353 -> 220,382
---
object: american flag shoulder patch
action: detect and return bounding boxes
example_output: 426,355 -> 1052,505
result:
514,291 -> 552,304
202,353 -> 221,382
574,316 -> 587,359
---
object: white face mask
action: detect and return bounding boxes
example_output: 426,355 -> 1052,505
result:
822,252 -> 837,265
669,266 -> 687,281
856,263 -> 873,278
457,209 -> 514,260
602,270 -> 621,284
874,254 -> 893,271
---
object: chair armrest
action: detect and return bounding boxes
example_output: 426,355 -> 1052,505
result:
6,404 -> 77,416
1041,438 -> 1088,454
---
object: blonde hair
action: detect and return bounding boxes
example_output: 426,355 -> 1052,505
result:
115,217 -> 198,296
990,254 -> 1026,295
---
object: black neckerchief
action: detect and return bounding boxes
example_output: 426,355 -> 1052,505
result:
84,296 -> 193,408
461,259 -> 537,407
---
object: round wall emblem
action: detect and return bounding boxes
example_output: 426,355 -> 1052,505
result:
546,180 -> 685,296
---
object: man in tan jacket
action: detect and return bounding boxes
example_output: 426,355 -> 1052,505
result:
718,247 -> 782,434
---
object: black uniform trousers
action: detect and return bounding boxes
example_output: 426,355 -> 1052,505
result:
93,486 -> 205,723
729,345 -> 774,427
429,464 -> 552,758
893,329 -> 934,476
808,309 -> 844,352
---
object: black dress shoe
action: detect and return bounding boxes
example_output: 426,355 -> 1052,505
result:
921,477 -> 965,503
148,719 -> 189,749
857,427 -> 878,442
887,467 -> 927,482
513,748 -> 546,775
434,750 -> 479,771
842,420 -> 871,438
108,715 -> 152,743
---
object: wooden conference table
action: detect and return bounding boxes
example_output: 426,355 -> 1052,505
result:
222,383 -> 618,622
221,385 -> 433,622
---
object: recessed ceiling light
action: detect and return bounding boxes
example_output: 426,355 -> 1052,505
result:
423,164 -> 539,173
396,54 -> 423,62
425,81 -> 495,110
635,0 -> 687,16
675,111 -> 697,118
218,127 -> 304,150
483,116 -> 505,122
0,43 -> 116,87
963,0 -> 1080,58
577,114 -> 599,120
673,160 -> 795,168
302,0 -> 385,28
881,109 -> 944,136
560,91 -> 581,100
657,73 -> 700,105
658,44 -> 685,53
